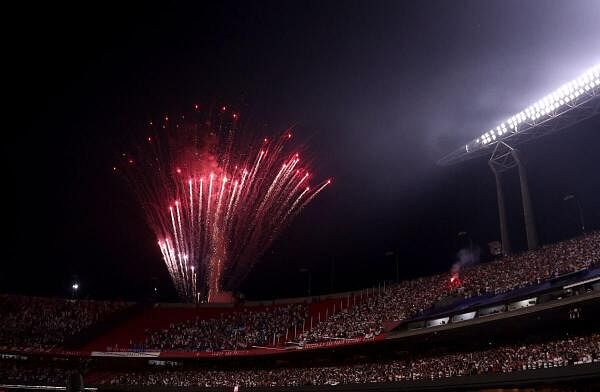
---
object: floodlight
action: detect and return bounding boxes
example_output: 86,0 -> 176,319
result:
439,63 -> 600,166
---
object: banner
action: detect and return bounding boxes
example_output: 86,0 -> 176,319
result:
91,351 -> 160,358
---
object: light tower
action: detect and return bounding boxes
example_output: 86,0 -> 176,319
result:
439,64 -> 600,254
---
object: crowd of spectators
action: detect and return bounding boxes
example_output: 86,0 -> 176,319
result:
460,232 -> 600,296
2,332 -> 597,388
0,358 -> 67,386
144,304 -> 307,351
301,232 -> 600,342
1,234 -> 599,388
0,295 -> 129,349
1,233 -> 598,353
104,332 -> 600,387
133,232 -> 600,348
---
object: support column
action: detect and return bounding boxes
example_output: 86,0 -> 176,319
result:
511,149 -> 539,250
489,163 -> 511,255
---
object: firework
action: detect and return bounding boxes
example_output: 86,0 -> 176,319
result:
117,108 -> 330,302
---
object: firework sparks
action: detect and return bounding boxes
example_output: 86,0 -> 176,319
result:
117,109 -> 330,302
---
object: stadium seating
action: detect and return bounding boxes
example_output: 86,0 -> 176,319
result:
101,332 -> 600,387
0,295 -> 129,350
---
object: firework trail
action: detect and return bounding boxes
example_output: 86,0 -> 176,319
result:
116,107 -> 330,302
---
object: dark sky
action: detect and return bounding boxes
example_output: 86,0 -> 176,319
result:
5,1 -> 600,301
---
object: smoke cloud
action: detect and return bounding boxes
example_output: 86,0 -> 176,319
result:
451,245 -> 481,275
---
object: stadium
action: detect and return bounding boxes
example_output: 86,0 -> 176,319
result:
4,2 -> 600,392
2,232 -> 600,390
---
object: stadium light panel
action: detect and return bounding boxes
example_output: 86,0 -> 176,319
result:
476,65 -> 599,145
441,63 -> 600,165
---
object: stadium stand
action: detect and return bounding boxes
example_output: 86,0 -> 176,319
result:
100,332 -> 600,387
300,231 -> 600,343
144,304 -> 307,351
0,295 -> 129,350
1,331 -> 599,388
1,232 -> 598,355
79,231 -> 600,353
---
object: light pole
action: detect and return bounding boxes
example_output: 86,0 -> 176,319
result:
564,194 -> 585,233
330,257 -> 335,293
384,251 -> 399,283
299,268 -> 311,297
71,283 -> 79,298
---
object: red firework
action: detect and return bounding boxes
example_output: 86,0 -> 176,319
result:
117,108 -> 330,302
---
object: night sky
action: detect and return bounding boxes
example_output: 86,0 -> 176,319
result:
5,1 -> 600,301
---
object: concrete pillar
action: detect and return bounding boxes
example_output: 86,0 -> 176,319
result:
511,149 -> 539,250
489,165 -> 511,255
